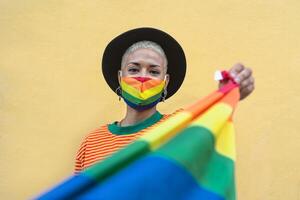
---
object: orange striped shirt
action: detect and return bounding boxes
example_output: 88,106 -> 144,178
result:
74,110 -> 181,173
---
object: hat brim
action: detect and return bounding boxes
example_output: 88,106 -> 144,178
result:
101,27 -> 186,99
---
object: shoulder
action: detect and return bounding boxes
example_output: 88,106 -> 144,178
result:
80,124 -> 110,144
76,124 -> 110,155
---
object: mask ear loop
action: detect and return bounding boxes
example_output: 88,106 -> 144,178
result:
115,87 -> 122,101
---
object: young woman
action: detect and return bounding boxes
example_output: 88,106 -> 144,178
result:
75,27 -> 255,173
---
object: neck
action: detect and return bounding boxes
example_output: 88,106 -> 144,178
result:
119,105 -> 158,126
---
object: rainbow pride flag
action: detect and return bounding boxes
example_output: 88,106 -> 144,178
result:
35,79 -> 240,200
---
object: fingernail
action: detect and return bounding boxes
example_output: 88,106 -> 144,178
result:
235,77 -> 240,83
230,72 -> 236,77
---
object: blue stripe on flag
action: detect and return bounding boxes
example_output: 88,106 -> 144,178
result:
76,155 -> 224,200
35,174 -> 96,200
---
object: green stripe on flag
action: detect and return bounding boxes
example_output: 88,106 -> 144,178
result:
153,125 -> 236,200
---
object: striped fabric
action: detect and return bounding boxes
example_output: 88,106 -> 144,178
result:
75,113 -> 174,173
35,80 -> 240,200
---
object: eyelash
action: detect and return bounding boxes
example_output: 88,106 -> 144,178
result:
150,70 -> 160,75
127,67 -> 161,75
128,68 -> 139,72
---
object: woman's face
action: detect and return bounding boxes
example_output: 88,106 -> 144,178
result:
120,48 -> 168,81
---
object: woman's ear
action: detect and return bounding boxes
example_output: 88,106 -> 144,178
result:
161,74 -> 170,102
118,70 -> 122,84
165,74 -> 170,88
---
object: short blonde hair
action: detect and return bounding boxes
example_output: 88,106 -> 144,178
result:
121,40 -> 168,70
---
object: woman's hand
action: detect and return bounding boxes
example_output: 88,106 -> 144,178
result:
219,63 -> 255,100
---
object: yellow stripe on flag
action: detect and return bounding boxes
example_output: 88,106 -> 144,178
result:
140,112 -> 192,150
215,120 -> 236,160
190,102 -> 235,159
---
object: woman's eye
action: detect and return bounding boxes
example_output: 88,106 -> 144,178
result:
128,68 -> 139,73
150,70 -> 160,75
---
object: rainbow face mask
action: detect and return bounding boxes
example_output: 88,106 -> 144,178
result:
120,76 -> 166,111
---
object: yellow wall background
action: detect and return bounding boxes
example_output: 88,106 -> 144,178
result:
1,0 -> 299,199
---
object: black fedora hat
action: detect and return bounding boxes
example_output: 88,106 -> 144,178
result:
101,27 -> 186,99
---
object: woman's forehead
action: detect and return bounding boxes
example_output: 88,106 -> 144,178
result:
124,48 -> 166,67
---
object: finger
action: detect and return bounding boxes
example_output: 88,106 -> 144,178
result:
235,68 -> 252,84
240,84 -> 255,99
229,63 -> 245,77
240,76 -> 254,89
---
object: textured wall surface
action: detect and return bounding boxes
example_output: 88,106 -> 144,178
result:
0,0 -> 299,199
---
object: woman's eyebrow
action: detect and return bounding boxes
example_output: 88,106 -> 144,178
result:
149,64 -> 161,68
127,62 -> 140,66
127,62 -> 161,68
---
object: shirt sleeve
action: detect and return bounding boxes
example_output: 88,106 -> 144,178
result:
74,137 -> 87,174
